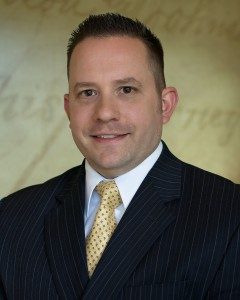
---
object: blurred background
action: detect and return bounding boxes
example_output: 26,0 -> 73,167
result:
1,0 -> 240,197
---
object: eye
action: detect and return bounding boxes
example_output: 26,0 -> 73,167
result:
120,86 -> 136,94
79,89 -> 97,97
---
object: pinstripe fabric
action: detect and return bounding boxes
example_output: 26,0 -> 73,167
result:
0,142 -> 240,299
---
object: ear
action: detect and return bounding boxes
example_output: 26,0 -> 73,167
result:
161,87 -> 179,124
64,93 -> 70,120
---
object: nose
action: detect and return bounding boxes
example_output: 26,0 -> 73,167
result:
94,95 -> 120,123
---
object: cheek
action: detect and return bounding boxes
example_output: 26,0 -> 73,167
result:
69,114 -> 85,135
69,106 -> 89,127
132,104 -> 161,126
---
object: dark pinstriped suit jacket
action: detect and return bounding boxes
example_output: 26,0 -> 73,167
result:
1,143 -> 240,299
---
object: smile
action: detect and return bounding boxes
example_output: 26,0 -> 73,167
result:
91,133 -> 129,142
96,135 -> 118,139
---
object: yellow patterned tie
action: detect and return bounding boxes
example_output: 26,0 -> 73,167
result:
86,180 -> 122,276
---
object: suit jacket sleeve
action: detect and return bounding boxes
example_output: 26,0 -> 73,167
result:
206,184 -> 240,298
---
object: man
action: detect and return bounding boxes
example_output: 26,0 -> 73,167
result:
0,13 -> 239,300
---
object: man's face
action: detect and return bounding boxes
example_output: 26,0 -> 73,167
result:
65,36 -> 175,178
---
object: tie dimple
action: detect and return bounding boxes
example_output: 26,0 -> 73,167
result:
86,180 -> 122,276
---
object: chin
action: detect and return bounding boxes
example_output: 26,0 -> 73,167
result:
92,160 -> 127,178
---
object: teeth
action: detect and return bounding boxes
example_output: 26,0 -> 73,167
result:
97,135 -> 117,139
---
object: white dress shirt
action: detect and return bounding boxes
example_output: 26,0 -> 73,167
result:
84,141 -> 163,237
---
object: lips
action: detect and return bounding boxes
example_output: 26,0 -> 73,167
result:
95,134 -> 119,139
91,133 -> 128,141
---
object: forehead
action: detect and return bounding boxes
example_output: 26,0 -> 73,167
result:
68,36 -> 155,88
69,36 -> 150,70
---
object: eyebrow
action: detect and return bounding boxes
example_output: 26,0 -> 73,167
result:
73,82 -> 95,92
73,77 -> 143,92
113,77 -> 143,87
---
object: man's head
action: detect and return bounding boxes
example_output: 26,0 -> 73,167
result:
64,13 -> 178,178
67,13 -> 166,93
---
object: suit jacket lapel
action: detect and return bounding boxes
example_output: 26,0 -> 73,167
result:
83,142 -> 182,299
44,164 -> 89,299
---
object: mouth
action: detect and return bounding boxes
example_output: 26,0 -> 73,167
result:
91,133 -> 129,142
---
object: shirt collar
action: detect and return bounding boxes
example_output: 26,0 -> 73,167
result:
85,141 -> 163,213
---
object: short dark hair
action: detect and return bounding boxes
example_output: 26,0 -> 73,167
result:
67,13 -> 166,91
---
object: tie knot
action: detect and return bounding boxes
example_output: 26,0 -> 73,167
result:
96,180 -> 122,208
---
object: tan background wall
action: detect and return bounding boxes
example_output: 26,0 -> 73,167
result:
1,0 -> 240,197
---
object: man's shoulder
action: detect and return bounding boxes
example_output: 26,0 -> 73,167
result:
183,161 -> 238,185
161,142 -> 239,193
0,165 -> 83,216
182,161 -> 240,205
